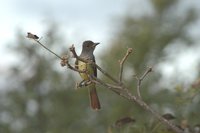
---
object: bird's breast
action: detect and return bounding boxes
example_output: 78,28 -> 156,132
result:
78,60 -> 94,80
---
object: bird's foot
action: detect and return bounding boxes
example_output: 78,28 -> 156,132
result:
75,80 -> 92,89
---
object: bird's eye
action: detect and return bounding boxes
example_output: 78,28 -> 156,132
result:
86,44 -> 90,47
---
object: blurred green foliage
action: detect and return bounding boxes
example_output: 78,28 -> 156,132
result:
0,0 -> 200,133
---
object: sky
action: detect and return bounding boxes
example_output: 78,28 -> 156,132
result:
0,0 -> 153,75
0,0 -> 136,89
0,0 -> 136,65
0,0 -> 200,89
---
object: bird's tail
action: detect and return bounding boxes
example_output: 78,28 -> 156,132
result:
89,84 -> 101,110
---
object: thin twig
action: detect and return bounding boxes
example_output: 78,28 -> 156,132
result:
89,76 -> 124,95
119,48 -> 133,82
35,40 -> 62,59
26,32 -> 62,59
140,67 -> 153,81
90,75 -> 123,90
136,67 -> 153,98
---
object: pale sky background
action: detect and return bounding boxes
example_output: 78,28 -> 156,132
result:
0,0 -> 200,89
0,0 -> 145,66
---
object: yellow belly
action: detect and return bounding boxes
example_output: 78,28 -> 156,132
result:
78,60 -> 94,80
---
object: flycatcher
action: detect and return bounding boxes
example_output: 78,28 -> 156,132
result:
75,40 -> 101,110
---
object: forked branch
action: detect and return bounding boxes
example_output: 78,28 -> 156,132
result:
136,67 -> 153,98
119,48 -> 133,82
70,46 -> 182,133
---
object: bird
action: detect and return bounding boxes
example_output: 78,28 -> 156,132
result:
75,40 -> 101,110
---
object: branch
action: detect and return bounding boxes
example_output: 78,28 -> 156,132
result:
119,48 -> 133,82
26,33 -> 87,74
68,45 -> 183,133
27,35 -> 183,133
136,67 -> 153,98
140,67 -> 153,81
92,77 -> 122,90
78,50 -> 180,133
89,76 -> 125,96
89,68 -> 179,133
90,73 -> 182,133
123,89 -> 182,133
26,32 -> 62,60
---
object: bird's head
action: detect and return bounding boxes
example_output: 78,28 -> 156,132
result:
82,40 -> 99,53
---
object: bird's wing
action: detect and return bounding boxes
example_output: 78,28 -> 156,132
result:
93,57 -> 97,77
75,59 -> 78,69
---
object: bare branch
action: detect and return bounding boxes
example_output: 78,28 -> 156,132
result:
140,66 -> 153,81
123,89 -> 182,133
35,40 -> 63,60
119,48 -> 133,82
136,67 -> 153,98
94,79 -> 182,133
27,36 -> 183,133
26,33 -> 62,60
91,79 -> 123,95
86,74 -> 125,95
69,45 -> 182,132
88,65 -> 181,133
92,75 -> 181,133
90,76 -> 122,90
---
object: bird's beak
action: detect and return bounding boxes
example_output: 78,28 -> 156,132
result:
93,42 -> 100,47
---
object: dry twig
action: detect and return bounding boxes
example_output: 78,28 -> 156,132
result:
136,67 -> 152,98
119,48 -> 133,82
26,32 -> 62,60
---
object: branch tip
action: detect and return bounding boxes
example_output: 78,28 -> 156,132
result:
26,32 -> 39,40
119,47 -> 133,82
127,48 -> 133,53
